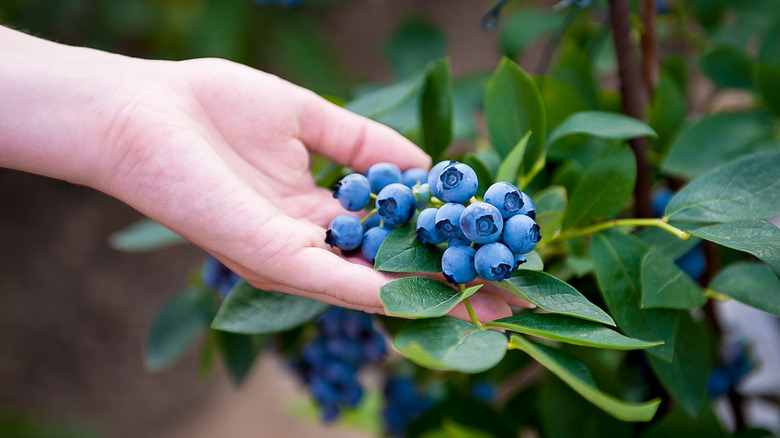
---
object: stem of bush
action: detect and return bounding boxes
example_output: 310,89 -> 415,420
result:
550,218 -> 690,243
461,285 -> 484,330
359,209 -> 377,224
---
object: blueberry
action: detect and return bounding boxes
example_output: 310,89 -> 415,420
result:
325,214 -> 363,250
413,183 -> 432,207
202,253 -> 241,298
512,252 -> 527,269
376,183 -> 417,225
442,245 -> 478,284
460,202 -> 503,244
333,173 -> 371,211
361,226 -> 392,263
475,242 -> 514,281
416,207 -> 446,245
436,163 -> 479,203
503,214 -> 541,254
518,191 -> 536,220
427,160 -> 458,200
676,243 -> 705,282
366,162 -> 402,194
435,203 -> 466,239
401,168 -> 429,188
484,182 -> 523,219
448,233 -> 472,247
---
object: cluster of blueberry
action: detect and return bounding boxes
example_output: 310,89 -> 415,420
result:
326,160 -> 541,284
202,252 -> 241,299
382,376 -> 434,436
291,307 -> 387,422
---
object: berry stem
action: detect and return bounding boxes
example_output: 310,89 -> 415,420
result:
550,218 -> 690,243
462,285 -> 485,330
359,209 -> 378,224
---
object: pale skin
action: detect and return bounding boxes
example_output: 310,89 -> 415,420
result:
0,25 -> 529,321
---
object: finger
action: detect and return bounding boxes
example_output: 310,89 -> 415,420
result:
295,89 -> 431,172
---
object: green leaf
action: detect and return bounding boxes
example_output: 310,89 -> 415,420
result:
383,15 -> 447,78
562,147 -> 636,230
640,404 -> 729,438
534,76 -> 591,131
640,249 -> 707,309
380,277 -> 480,318
709,261 -> 780,316
698,45 -> 755,90
211,280 -> 329,334
677,219 -> 780,276
216,331 -> 265,385
495,131 -> 532,185
144,287 -> 215,372
374,223 -> 443,273
420,58 -> 454,162
510,335 -> 660,422
665,150 -> 780,223
487,313 -> 662,350
484,57 -> 546,176
546,111 -> 657,147
648,70 -> 688,154
637,227 -> 702,261
552,42 -> 600,109
109,218 -> 186,253
661,112 -> 776,180
499,9 -> 563,59
647,312 -> 711,416
591,231 -> 680,361
756,63 -> 780,117
534,185 -> 567,239
493,271 -> 615,326
393,317 -> 507,373
517,250 -> 544,271
345,72 -> 426,119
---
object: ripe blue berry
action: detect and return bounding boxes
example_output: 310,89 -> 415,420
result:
436,163 -> 478,203
366,162 -> 402,194
475,242 -> 514,281
427,160 -> 458,200
484,182 -> 523,219
333,173 -> 371,211
376,183 -> 417,226
442,245 -> 478,284
325,214 -> 363,250
518,191 -> 536,220
513,252 -> 528,269
460,202 -> 503,244
502,214 -> 541,254
361,226 -> 392,263
416,208 -> 446,245
435,203 -> 466,239
401,168 -> 429,188
202,253 -> 241,299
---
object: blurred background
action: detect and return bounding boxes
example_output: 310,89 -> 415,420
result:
0,1 -> 504,436
2,0 -> 780,436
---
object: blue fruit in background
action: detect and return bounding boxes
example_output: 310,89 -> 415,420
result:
475,242 -> 514,281
382,376 -> 434,437
427,160 -> 458,200
401,167 -> 429,188
503,214 -> 541,254
484,182 -> 523,219
436,163 -> 479,203
376,183 -> 417,225
416,207 -> 446,245
361,226 -> 392,263
202,252 -> 241,299
435,203 -> 466,239
460,202 -> 503,244
366,162 -> 403,194
325,214 -> 363,250
652,188 -> 674,218
442,245 -> 478,284
333,173 -> 371,211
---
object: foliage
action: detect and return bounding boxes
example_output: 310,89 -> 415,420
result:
94,0 -> 780,436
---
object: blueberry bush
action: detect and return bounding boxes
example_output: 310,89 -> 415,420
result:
100,0 -> 780,435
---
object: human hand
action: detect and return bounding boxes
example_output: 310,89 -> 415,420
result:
0,27 -> 527,320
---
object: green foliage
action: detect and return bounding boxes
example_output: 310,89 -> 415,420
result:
710,261 -> 780,316
380,278 -> 480,318
640,249 -> 707,309
211,280 -> 329,335
374,224 -> 443,273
